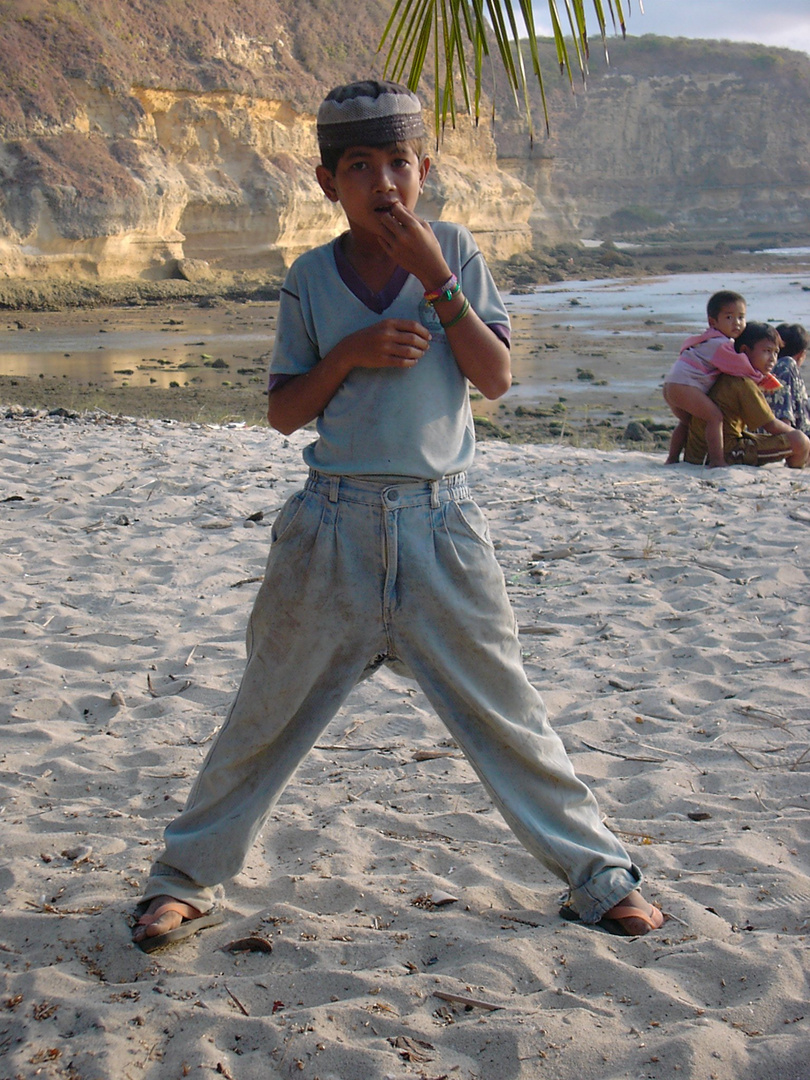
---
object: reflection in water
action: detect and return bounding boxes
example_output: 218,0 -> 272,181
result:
0,303 -> 276,390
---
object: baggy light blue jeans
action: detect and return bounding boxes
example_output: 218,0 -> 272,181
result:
143,471 -> 641,922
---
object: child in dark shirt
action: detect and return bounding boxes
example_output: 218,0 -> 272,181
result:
768,323 -> 810,434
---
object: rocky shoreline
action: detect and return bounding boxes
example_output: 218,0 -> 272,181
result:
0,374 -> 671,453
0,395 -> 673,453
0,275 -> 283,313
0,238 -> 804,312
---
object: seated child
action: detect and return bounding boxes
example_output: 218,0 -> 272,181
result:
131,79 -> 663,951
664,290 -> 749,467
768,323 -> 810,434
684,322 -> 810,468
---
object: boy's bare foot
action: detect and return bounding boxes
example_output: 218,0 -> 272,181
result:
132,895 -> 223,951
133,895 -> 197,942
559,890 -> 666,936
603,890 -> 665,936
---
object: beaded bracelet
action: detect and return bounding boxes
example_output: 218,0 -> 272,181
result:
439,296 -> 470,330
424,274 -> 459,305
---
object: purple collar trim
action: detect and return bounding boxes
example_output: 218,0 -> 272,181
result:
334,235 -> 410,314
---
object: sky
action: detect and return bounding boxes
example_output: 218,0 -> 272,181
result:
530,0 -> 810,57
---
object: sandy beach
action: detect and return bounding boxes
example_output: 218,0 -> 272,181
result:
1,408 -> 808,1080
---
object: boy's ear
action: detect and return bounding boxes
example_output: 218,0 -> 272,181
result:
419,156 -> 430,189
316,164 -> 340,203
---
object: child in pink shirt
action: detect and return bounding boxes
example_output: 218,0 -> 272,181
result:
663,290 -> 777,467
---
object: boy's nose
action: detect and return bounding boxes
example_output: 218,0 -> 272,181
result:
373,169 -> 395,191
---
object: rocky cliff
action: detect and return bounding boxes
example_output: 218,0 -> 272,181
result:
496,36 -> 810,244
1,5 -> 808,284
0,0 -> 532,281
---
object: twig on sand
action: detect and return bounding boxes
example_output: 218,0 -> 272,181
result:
230,575 -> 264,588
224,983 -> 249,1016
433,990 -> 502,1011
789,746 -> 810,771
314,743 -> 401,752
635,739 -> 691,761
728,742 -> 807,770
733,704 -> 794,732
728,743 -> 766,770
662,911 -> 689,927
580,739 -> 666,763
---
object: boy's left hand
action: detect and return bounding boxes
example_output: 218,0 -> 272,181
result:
377,204 -> 451,291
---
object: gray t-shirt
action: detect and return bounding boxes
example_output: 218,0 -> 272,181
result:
270,221 -> 510,479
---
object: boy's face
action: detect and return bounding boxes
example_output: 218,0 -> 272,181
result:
741,338 -> 779,376
316,143 -> 429,242
708,300 -> 746,339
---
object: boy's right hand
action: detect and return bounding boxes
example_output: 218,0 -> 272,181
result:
268,319 -> 431,435
336,319 -> 431,371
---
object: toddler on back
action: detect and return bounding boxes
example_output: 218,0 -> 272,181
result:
663,290 -> 777,467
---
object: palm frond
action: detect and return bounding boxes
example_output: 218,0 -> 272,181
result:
378,0 -> 633,136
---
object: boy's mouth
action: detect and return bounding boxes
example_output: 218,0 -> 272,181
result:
374,202 -> 399,214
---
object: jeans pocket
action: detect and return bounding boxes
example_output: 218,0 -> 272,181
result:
445,498 -> 493,546
271,490 -> 308,544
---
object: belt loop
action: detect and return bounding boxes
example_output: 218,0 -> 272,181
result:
329,477 -> 339,503
430,480 -> 440,509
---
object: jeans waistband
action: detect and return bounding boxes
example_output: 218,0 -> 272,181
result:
305,469 -> 470,508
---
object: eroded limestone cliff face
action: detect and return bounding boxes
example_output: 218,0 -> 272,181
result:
2,6 -> 809,284
0,0 -> 533,281
495,37 -> 810,243
0,84 -> 534,281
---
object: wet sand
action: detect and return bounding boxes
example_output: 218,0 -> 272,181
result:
3,268 -> 810,447
0,291 -> 679,447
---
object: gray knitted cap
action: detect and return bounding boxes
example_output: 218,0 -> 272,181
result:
317,80 -> 426,152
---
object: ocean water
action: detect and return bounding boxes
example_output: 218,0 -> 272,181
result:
504,270 -> 810,329
758,247 -> 810,258
499,270 -> 810,416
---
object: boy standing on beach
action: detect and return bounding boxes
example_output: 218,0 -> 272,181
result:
132,80 -> 662,950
